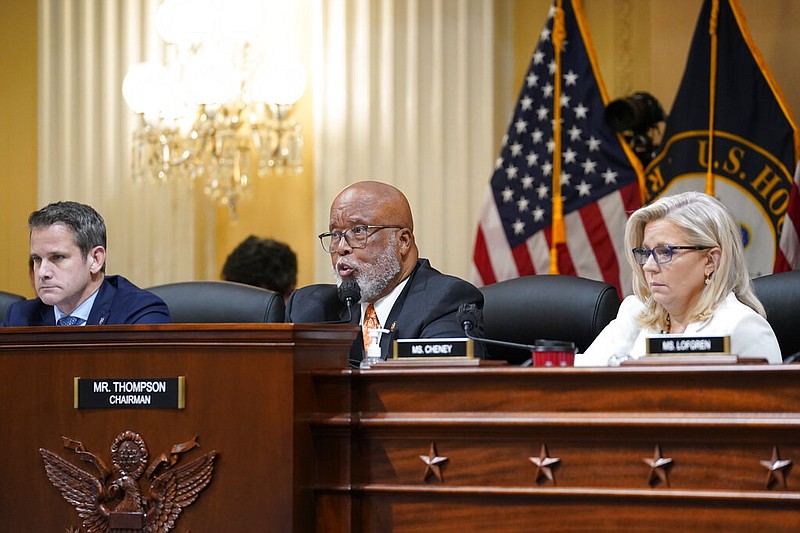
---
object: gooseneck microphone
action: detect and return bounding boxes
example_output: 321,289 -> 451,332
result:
457,303 -> 539,365
337,278 -> 361,323
337,278 -> 366,369
457,303 -> 481,335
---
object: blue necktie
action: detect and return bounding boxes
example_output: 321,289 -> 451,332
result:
57,315 -> 81,326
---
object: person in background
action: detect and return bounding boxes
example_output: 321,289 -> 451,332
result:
221,235 -> 297,301
285,180 -> 485,365
2,201 -> 170,326
576,191 -> 781,365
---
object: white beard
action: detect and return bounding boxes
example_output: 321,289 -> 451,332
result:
334,234 -> 401,302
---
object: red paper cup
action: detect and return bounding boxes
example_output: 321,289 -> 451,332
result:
532,340 -> 575,367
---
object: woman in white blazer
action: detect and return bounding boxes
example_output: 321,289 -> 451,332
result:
577,191 -> 781,366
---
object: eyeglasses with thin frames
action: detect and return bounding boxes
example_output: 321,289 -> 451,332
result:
318,225 -> 403,253
632,245 -> 709,265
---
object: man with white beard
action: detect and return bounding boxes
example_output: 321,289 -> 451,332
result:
286,180 -> 485,366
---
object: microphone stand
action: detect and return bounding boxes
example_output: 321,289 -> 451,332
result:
461,323 -> 535,367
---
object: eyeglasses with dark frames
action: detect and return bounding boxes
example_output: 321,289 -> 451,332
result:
632,245 -> 710,265
318,225 -> 403,253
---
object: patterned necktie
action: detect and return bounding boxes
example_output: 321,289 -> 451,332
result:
362,303 -> 380,352
57,315 -> 81,326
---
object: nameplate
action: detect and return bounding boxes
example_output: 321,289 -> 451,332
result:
74,377 -> 185,409
646,335 -> 730,355
392,338 -> 474,359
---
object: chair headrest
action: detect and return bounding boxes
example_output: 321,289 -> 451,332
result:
147,281 -> 285,323
480,275 -> 621,364
0,290 -> 26,322
752,271 -> 800,360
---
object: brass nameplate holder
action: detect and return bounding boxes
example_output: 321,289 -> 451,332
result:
392,338 -> 474,361
74,377 -> 185,409
646,335 -> 730,355
627,335 -> 736,365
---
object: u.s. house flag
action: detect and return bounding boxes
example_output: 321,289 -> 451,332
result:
644,0 -> 800,276
471,0 -> 643,298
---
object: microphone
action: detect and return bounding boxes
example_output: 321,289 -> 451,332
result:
457,303 -> 539,365
337,278 -> 367,369
299,279 -> 361,326
337,278 -> 361,323
457,303 -> 482,335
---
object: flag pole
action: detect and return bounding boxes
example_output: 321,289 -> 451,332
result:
550,0 -> 566,274
706,0 -> 719,196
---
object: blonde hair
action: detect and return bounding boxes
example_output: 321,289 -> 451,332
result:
625,191 -> 765,331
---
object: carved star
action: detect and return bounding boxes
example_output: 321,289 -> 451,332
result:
760,446 -> 793,489
420,442 -> 448,482
643,445 -> 673,487
529,444 -> 560,485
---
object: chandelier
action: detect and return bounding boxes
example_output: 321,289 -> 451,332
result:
122,0 -> 307,214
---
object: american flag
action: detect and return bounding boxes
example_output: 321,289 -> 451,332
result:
777,162 -> 800,271
471,0 -> 643,298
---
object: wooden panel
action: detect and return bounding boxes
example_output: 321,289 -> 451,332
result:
5,331 -> 799,531
352,492 -> 798,533
0,324 -> 356,532
310,365 -> 800,532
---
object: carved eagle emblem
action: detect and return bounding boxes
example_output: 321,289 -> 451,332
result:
40,431 -> 217,533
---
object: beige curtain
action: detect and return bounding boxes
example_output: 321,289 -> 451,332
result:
311,0 -> 502,281
39,0 -> 199,287
39,0 -> 504,286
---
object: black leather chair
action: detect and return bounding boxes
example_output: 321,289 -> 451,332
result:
147,281 -> 285,323
479,274 -> 621,364
0,290 -> 26,321
751,271 -> 800,362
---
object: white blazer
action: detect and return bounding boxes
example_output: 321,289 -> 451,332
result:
576,292 -> 782,366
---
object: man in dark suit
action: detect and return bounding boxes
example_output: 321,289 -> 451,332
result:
285,181 -> 484,365
2,201 -> 170,326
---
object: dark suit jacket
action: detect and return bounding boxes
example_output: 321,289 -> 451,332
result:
285,259 -> 485,364
2,275 -> 171,326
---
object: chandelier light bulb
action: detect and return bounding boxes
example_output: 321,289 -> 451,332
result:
217,0 -> 267,44
156,0 -> 215,47
123,0 -> 307,213
252,57 -> 307,105
122,62 -> 174,116
182,50 -> 239,105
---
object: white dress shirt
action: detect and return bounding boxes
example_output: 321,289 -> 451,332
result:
360,276 -> 411,330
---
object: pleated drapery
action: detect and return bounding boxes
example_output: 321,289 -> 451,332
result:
311,0 -> 499,280
39,0 -> 502,285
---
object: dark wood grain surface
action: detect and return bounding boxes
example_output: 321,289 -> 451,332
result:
0,324 -> 355,532
2,327 -> 797,532
311,364 -> 800,532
